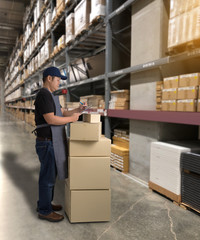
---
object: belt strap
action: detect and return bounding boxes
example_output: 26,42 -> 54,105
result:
32,123 -> 51,135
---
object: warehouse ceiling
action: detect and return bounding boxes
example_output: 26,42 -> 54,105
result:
0,0 -> 30,72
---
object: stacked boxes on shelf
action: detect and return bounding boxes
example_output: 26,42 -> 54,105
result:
168,0 -> 200,51
111,129 -> 129,173
65,13 -> 75,45
74,0 -> 91,36
80,95 -> 105,109
66,102 -> 80,109
65,113 -> 111,222
162,76 -> 178,111
178,73 -> 199,112
109,90 -> 130,110
161,73 -> 200,112
156,81 -> 163,111
90,0 -> 106,23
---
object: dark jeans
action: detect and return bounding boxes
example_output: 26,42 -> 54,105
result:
35,140 -> 57,215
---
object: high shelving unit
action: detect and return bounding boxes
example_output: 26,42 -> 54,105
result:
4,0 -> 200,181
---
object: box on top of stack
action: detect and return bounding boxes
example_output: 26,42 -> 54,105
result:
66,113 -> 111,223
109,89 -> 130,110
161,72 -> 200,112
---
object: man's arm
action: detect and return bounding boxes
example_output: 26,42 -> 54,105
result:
61,105 -> 87,117
43,112 -> 80,125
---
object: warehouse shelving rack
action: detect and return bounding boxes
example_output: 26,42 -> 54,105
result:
4,0 -> 200,137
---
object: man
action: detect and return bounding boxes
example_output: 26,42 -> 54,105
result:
34,66 -> 85,222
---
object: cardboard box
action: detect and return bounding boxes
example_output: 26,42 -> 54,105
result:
111,144 -> 129,156
70,121 -> 101,141
65,183 -> 110,223
161,100 -> 176,111
69,136 -> 111,156
83,113 -> 101,123
65,13 -> 75,44
110,90 -> 130,101
179,73 -> 200,87
177,99 -> 197,112
177,86 -> 198,100
163,76 -> 179,89
68,156 -> 110,189
109,100 -> 129,110
162,88 -> 177,100
90,0 -> 106,23
112,136 -> 129,149
74,0 -> 91,36
58,35 -> 65,48
86,52 -> 105,78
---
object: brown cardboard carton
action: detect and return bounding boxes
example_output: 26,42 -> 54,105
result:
112,136 -> 129,149
110,153 -> 129,172
161,100 -> 176,111
163,76 -> 179,89
70,121 -> 101,141
177,99 -> 197,112
177,86 -> 198,100
69,136 -> 111,156
83,113 -> 101,123
179,73 -> 200,87
111,144 -> 129,156
162,88 -> 177,100
68,156 -> 110,189
65,182 -> 110,223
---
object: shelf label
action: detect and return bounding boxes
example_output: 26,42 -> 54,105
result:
115,4 -> 125,14
142,61 -> 155,68
93,76 -> 99,81
115,70 -> 123,75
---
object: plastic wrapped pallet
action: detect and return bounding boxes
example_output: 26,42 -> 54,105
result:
65,13 -> 75,44
74,0 -> 91,36
45,9 -> 52,32
90,0 -> 105,23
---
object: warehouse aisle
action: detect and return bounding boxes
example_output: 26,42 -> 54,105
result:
1,112 -> 200,240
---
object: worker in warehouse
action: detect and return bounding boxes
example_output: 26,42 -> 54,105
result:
33,66 -> 86,222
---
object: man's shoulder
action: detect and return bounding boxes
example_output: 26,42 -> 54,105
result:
36,88 -> 52,98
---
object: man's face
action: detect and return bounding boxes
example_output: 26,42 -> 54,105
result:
49,76 -> 60,92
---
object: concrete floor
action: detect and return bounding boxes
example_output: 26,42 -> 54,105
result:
1,112 -> 200,240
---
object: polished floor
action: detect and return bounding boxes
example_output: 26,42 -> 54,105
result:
1,112 -> 200,240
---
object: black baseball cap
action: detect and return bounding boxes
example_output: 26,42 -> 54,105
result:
43,66 -> 67,80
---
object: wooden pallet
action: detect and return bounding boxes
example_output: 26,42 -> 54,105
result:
75,28 -> 88,39
180,203 -> 200,214
58,44 -> 65,51
110,165 -> 128,174
89,15 -> 105,28
65,0 -> 73,7
148,181 -> 181,204
167,39 -> 200,56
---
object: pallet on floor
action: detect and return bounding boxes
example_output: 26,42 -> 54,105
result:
180,202 -> 200,214
110,164 -> 128,173
148,181 -> 181,204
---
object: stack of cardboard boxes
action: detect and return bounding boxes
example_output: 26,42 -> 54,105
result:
162,76 -> 178,111
65,13 -> 75,45
111,129 -> 129,173
161,73 -> 200,112
109,90 -> 130,110
90,0 -> 106,23
80,95 -> 105,109
168,0 -> 200,50
65,113 -> 111,223
156,81 -> 163,111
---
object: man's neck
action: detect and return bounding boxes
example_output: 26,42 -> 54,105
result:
43,83 -> 52,93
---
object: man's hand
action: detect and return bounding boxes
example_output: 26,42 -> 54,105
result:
77,102 -> 87,113
71,113 -> 80,122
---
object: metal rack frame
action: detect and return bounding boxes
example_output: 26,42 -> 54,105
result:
4,0 -> 200,134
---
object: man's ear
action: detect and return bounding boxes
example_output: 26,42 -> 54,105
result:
47,76 -> 52,82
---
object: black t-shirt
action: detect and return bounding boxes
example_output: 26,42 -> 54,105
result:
34,88 -> 55,138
